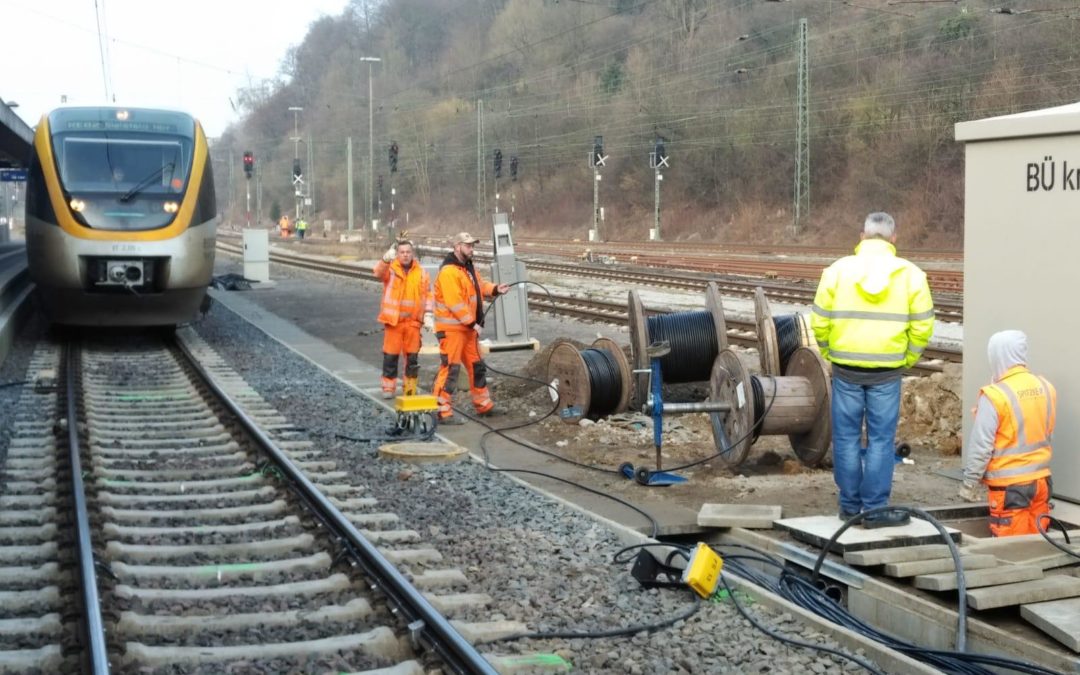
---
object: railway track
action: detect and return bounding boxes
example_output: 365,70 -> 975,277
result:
2,332 -> 500,673
217,241 -> 960,374
416,236 -> 965,294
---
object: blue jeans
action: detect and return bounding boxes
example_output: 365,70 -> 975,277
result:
831,377 -> 902,514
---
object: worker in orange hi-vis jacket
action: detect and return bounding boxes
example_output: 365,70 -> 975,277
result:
374,239 -> 432,399
432,232 -> 510,425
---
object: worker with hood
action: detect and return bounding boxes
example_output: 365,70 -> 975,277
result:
959,330 -> 1056,537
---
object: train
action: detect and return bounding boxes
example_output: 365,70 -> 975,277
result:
24,106 -> 217,326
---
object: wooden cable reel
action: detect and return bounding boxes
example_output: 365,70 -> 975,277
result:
546,338 -> 631,423
628,281 -> 729,410
709,345 -> 832,469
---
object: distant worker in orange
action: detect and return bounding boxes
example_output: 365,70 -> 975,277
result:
960,330 -> 1056,537
279,215 -> 291,238
432,232 -> 510,425
374,239 -> 432,399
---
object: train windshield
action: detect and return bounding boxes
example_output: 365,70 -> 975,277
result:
49,109 -> 197,231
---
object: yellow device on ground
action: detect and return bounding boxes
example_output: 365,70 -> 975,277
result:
394,394 -> 439,413
392,394 -> 440,437
682,543 -> 723,598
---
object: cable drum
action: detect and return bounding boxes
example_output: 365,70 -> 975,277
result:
645,311 -> 717,383
755,287 -> 816,376
547,338 -> 631,424
628,283 -> 729,409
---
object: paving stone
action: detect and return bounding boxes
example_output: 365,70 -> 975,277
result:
966,535 -> 1080,570
967,576 -> 1080,610
698,504 -> 782,529
774,515 -> 961,553
1021,597 -> 1080,652
914,564 -> 1044,591
884,554 -> 997,578
844,544 -> 950,566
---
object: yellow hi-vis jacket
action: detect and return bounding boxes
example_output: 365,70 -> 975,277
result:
980,366 -> 1056,487
811,238 -> 934,369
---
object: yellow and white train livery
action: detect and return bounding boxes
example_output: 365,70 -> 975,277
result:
25,107 -> 216,326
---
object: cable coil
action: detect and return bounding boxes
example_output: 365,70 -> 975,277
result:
645,311 -> 718,384
580,347 -> 624,418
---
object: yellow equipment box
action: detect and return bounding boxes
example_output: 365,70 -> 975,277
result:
682,542 -> 723,598
394,394 -> 439,413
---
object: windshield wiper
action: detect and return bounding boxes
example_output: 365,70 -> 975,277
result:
119,162 -> 176,203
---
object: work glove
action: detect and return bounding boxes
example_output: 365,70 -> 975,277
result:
958,481 -> 981,503
382,246 -> 396,263
423,313 -> 434,332
473,324 -> 483,338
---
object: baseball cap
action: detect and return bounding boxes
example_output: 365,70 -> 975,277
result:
452,231 -> 481,245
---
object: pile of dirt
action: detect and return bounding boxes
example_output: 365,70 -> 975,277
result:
898,363 -> 963,455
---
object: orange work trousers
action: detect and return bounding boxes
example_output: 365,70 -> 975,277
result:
431,330 -> 493,419
381,321 -> 421,394
988,476 -> 1052,537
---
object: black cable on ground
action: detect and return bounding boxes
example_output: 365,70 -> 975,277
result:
1037,513 -> 1080,561
493,590 -> 701,641
0,380 -> 27,388
809,505 -> 968,652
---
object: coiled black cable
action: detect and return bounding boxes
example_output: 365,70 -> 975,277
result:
645,311 -> 716,383
773,314 -> 804,373
580,347 -> 623,418
750,374 -> 765,444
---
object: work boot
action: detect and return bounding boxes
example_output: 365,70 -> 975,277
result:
839,510 -> 861,521
438,414 -> 465,426
862,510 -> 911,529
478,405 -> 507,418
381,390 -> 395,400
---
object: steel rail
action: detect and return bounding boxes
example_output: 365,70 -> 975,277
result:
64,345 -> 111,674
173,336 -> 497,675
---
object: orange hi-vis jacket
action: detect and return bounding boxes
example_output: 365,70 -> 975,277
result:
374,259 -> 432,327
434,253 -> 495,333
979,366 -> 1056,487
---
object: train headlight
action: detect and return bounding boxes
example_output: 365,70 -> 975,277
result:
163,201 -> 179,213
70,199 -> 86,212
116,110 -> 130,121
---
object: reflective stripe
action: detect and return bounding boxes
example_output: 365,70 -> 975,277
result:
813,305 -> 934,322
985,459 -> 1052,480
826,349 -> 907,362
400,299 -> 417,306
907,343 -> 925,355
816,340 -> 829,349
988,515 -> 1012,525
993,439 -> 1050,459
909,308 -> 935,320
812,304 -> 830,317
448,302 -> 468,312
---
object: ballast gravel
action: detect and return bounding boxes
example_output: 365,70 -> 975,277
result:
193,304 -> 881,674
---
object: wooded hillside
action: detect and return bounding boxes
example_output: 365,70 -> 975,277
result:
215,1 -> 1080,247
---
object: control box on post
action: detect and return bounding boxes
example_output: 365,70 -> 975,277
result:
488,216 -> 537,352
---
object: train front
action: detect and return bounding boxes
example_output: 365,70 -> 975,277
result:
25,107 -> 217,327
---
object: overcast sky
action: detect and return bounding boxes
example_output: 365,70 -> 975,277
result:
5,0 -> 351,137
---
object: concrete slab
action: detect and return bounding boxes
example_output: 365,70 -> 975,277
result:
844,544 -> 950,566
1021,597 -> 1080,652
697,503 -> 781,529
965,535 -> 1080,570
966,576 -> 1080,611
774,515 -> 960,554
914,564 -> 1044,591
883,554 -> 997,578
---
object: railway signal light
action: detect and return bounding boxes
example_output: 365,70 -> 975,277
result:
510,155 -> 518,182
494,149 -> 503,178
389,141 -> 399,173
242,151 -> 254,178
651,140 -> 669,169
592,135 -> 606,168
292,158 -> 302,180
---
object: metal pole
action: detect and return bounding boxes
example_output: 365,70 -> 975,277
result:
367,61 -> 374,229
593,166 -> 600,241
654,167 -> 661,240
307,132 -> 314,215
347,137 -> 354,232
245,178 -> 251,228
360,57 -> 380,231
289,106 -> 303,222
